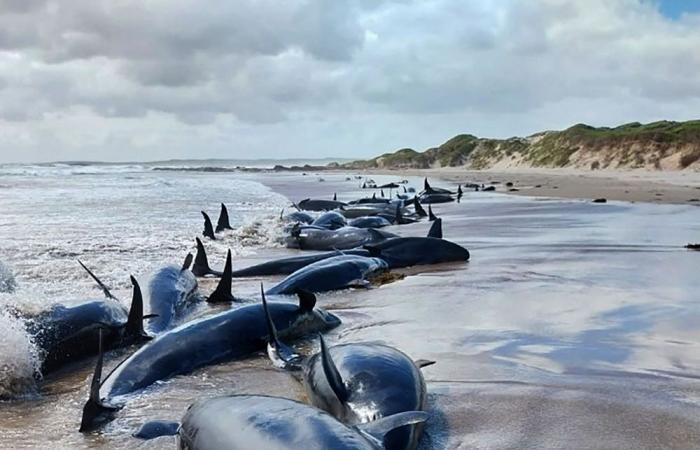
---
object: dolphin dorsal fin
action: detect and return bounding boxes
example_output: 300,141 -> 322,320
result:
216,203 -> 233,233
181,253 -> 193,272
296,288 -> 316,312
125,276 -> 151,340
333,193 -> 337,201
357,411 -> 429,444
201,211 -> 216,240
261,284 -> 302,370
428,205 -> 437,222
372,193 -> 376,200
381,189 -> 385,197
413,197 -> 427,217
319,334 -> 349,403
207,250 -> 235,303
77,260 -> 117,300
133,420 -> 180,440
427,218 -> 442,239
193,238 -> 223,277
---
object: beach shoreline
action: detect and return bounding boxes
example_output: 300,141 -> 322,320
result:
344,167 -> 700,205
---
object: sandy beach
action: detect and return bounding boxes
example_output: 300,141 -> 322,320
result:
362,167 -> 700,206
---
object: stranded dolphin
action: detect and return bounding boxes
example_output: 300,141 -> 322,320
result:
27,263 -> 151,374
297,198 -> 347,212
142,254 -> 199,334
78,286 -> 340,431
230,249 -> 371,278
364,219 -> 470,269
287,226 -> 397,251
266,255 -> 389,295
133,395 -> 428,450
311,211 -> 347,230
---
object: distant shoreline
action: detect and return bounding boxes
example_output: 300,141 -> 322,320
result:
356,167 -> 700,206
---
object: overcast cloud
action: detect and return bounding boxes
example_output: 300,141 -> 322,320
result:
0,0 -> 698,163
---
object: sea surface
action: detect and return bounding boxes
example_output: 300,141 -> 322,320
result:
0,162 -> 699,449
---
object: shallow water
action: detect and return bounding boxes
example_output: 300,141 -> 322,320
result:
1,164 -> 699,449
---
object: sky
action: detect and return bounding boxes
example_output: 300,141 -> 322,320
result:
0,0 -> 699,163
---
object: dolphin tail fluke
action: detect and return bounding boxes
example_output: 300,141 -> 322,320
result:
261,284 -> 302,370
207,250 -> 236,303
358,411 -> 429,445
133,420 -> 180,440
79,330 -> 120,432
319,334 -> 349,403
77,260 -> 117,300
124,276 -> 152,342
427,218 -> 442,239
413,197 -> 427,217
428,205 -> 437,222
192,238 -> 223,277
216,203 -> 233,233
201,211 -> 216,240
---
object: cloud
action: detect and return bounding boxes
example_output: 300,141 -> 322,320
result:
0,0 -> 698,162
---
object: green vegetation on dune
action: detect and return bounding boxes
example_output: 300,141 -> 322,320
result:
343,120 -> 700,170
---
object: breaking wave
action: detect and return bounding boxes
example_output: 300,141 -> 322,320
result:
0,261 -> 16,293
0,308 -> 41,400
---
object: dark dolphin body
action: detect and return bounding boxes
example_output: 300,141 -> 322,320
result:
266,255 -> 389,295
303,339 -> 433,450
134,395 -> 429,450
298,198 -> 347,212
312,211 -> 347,230
231,250 -> 370,278
364,221 -> 470,269
421,178 -> 454,195
287,227 -> 397,251
283,210 -> 314,224
27,270 -> 150,375
418,193 -> 454,204
349,216 -> 392,229
143,262 -> 199,334
79,291 -> 340,431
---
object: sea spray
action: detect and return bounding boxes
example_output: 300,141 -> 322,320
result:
0,261 -> 17,293
0,308 -> 41,399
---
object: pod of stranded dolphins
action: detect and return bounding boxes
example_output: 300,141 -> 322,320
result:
10,178 -> 471,450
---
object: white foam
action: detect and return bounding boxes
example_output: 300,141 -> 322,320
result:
0,309 -> 40,399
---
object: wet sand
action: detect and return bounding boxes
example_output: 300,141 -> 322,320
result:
362,168 -> 700,205
1,170 -> 699,449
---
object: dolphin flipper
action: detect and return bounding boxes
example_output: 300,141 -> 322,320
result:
77,260 -> 117,300
414,359 -> 436,369
357,411 -> 430,444
79,330 -> 120,432
319,334 -> 349,403
261,284 -> 302,370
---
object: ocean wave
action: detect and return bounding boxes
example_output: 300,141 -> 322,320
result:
0,308 -> 41,400
0,163 -> 145,177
